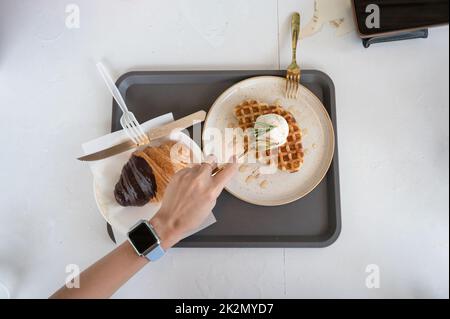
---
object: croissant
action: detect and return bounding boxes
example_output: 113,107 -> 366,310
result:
114,141 -> 190,207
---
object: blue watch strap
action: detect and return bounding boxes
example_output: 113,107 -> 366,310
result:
145,245 -> 165,261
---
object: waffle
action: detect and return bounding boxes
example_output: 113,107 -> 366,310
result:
234,99 -> 304,173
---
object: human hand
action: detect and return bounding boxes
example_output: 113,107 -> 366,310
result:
150,156 -> 238,249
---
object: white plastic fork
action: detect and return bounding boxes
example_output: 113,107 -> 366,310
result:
96,62 -> 149,145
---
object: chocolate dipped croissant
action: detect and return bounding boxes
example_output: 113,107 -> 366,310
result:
114,155 -> 157,207
114,141 -> 191,207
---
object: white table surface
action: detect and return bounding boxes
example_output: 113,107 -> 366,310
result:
0,0 -> 448,299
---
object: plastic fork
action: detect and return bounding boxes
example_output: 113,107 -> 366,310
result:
96,62 -> 149,145
286,12 -> 301,99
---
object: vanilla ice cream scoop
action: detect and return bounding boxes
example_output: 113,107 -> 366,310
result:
254,114 -> 289,148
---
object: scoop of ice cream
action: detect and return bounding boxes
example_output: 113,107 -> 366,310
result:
254,114 -> 289,148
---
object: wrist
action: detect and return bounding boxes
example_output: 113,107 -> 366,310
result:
150,212 -> 182,250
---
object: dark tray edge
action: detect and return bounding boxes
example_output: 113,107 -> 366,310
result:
112,70 -> 342,248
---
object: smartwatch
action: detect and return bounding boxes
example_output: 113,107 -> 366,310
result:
127,220 -> 165,261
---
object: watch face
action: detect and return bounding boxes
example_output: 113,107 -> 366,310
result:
128,222 -> 158,255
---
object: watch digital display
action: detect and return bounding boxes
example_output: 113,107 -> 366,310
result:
128,222 -> 158,255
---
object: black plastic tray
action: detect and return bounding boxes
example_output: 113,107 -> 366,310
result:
112,70 -> 341,248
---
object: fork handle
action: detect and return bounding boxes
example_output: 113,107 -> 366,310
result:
211,151 -> 246,177
96,62 -> 129,114
291,13 -> 300,62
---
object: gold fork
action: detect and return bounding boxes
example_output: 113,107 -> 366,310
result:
286,12 -> 301,99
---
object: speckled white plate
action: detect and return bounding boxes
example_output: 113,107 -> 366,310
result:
203,76 -> 335,206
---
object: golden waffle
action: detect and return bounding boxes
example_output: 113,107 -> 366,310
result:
234,99 -> 304,173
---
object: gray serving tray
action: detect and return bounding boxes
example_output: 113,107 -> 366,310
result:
112,70 -> 341,248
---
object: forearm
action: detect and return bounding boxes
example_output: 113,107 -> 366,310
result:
50,241 -> 147,299
50,215 -> 178,299
50,159 -> 236,299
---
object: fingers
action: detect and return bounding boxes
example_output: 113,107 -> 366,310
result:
213,156 -> 238,190
199,154 -> 217,174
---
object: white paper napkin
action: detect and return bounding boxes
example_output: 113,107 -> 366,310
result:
82,113 -> 216,235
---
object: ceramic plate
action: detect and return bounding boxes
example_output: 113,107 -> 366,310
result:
203,76 -> 335,206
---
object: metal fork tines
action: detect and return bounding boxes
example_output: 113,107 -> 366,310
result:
286,12 -> 301,99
